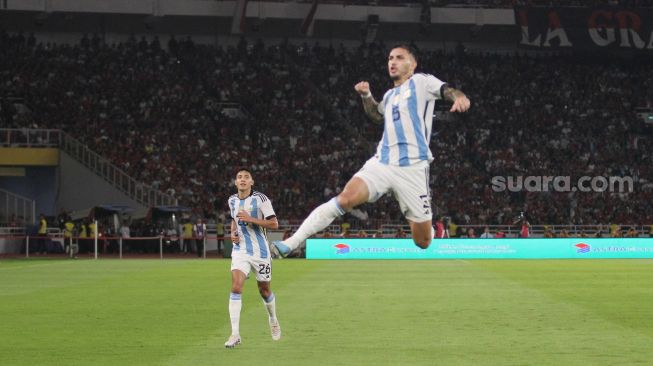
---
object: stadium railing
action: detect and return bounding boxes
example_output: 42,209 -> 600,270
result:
0,189 -> 36,226
0,127 -> 177,209
0,223 -> 246,259
0,128 -> 60,147
59,132 -> 178,208
2,224 -> 651,259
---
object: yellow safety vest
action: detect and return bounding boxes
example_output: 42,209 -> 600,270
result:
64,222 -> 74,238
79,225 -> 88,238
183,223 -> 193,238
38,218 -> 47,234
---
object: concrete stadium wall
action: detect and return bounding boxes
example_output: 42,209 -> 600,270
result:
0,167 -> 57,216
57,151 -> 146,214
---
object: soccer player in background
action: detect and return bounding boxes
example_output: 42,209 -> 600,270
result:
274,44 -> 470,256
224,168 -> 281,348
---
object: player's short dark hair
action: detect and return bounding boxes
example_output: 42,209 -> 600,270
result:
235,167 -> 253,178
391,44 -> 419,63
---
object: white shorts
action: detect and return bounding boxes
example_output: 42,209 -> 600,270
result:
353,157 -> 432,222
231,250 -> 272,282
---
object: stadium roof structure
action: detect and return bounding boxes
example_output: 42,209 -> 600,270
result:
128,205 -> 191,221
69,205 -> 134,221
0,0 -> 517,44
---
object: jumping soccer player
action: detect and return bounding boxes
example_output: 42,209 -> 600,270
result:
274,44 -> 470,256
224,168 -> 281,348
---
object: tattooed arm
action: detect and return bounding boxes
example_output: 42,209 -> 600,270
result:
354,81 -> 384,124
361,95 -> 384,124
442,86 -> 471,113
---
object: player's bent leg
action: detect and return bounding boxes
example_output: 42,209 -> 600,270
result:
408,219 -> 433,249
274,177 -> 370,257
336,177 -> 371,210
258,281 -> 281,341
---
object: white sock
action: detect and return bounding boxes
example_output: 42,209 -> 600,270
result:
263,293 -> 277,322
284,197 -> 345,250
229,292 -> 242,335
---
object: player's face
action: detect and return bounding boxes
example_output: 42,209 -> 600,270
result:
235,171 -> 254,192
388,48 -> 416,82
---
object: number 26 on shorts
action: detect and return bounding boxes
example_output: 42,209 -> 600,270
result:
258,264 -> 271,275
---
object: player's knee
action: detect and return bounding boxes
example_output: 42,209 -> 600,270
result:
231,286 -> 243,294
337,193 -> 363,211
336,195 -> 353,210
413,237 -> 432,249
258,286 -> 271,299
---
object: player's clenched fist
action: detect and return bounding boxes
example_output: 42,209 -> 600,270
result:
354,81 -> 371,97
450,95 -> 471,113
236,210 -> 253,223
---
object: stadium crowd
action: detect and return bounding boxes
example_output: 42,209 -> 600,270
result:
1,31 -> 652,229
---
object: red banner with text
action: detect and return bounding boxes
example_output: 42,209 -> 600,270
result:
515,6 -> 653,50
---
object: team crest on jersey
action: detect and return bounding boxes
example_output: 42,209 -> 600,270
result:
401,88 -> 412,99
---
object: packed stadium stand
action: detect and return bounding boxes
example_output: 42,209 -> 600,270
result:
1,28 -> 652,230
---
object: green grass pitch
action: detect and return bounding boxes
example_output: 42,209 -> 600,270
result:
1,258 -> 652,365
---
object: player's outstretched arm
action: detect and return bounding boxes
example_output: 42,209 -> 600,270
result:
355,81 -> 384,124
443,86 -> 471,113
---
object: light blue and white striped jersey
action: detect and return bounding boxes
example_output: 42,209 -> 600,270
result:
375,73 -> 446,166
228,191 -> 276,259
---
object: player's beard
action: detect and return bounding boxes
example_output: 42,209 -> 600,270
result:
390,68 -> 412,83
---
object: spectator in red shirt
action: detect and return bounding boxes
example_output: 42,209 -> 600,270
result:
520,220 -> 531,238
434,216 -> 446,239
